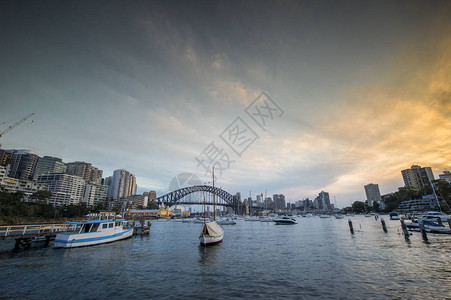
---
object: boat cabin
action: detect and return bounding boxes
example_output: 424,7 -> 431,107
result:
68,219 -> 126,234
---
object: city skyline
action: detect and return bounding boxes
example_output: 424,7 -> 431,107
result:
1,1 -> 450,207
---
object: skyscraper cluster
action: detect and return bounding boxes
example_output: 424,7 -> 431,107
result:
0,146 -> 143,208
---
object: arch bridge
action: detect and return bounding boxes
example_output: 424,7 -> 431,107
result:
157,185 -> 244,213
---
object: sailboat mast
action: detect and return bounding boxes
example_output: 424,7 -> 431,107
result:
213,167 -> 216,221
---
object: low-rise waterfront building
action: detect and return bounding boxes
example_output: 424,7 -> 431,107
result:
397,194 -> 439,211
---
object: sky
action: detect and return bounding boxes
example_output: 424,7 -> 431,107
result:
1,0 -> 450,207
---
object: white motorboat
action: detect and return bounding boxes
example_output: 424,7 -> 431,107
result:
305,213 -> 314,218
405,219 -> 450,233
217,218 -> 236,225
320,214 -> 330,218
420,211 -> 451,222
389,212 -> 400,220
334,214 -> 344,219
273,216 -> 297,225
54,218 -> 133,248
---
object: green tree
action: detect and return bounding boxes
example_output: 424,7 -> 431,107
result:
30,190 -> 52,203
352,201 -> 365,214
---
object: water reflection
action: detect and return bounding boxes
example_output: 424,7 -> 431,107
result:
198,243 -> 222,266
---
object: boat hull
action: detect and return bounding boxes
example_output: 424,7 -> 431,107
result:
199,234 -> 223,246
54,228 -> 133,248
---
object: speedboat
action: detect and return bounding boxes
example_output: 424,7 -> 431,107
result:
54,218 -> 133,248
199,221 -> 224,245
273,216 -> 297,225
420,211 -> 451,222
389,212 -> 400,220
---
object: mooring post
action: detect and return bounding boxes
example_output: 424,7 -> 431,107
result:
448,219 -> 451,230
400,220 -> 409,238
348,218 -> 354,234
419,220 -> 428,241
381,218 -> 387,233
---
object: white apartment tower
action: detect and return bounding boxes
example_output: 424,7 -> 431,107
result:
108,169 -> 137,200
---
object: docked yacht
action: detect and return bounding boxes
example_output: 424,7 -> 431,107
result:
420,211 -> 451,222
405,219 -> 449,233
273,216 -> 297,225
54,218 -> 133,248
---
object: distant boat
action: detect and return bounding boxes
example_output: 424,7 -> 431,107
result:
320,214 -> 330,218
244,216 -> 260,221
406,219 -> 449,233
199,167 -> 224,246
54,218 -> 133,248
420,211 -> 451,222
273,216 -> 297,225
195,217 -> 211,224
305,213 -> 314,218
334,214 -> 344,219
260,217 -> 274,222
217,218 -> 236,225
389,212 -> 400,220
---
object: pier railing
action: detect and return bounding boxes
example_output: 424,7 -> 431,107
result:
0,224 -> 77,240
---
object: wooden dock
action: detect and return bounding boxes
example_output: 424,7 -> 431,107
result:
0,224 -> 77,250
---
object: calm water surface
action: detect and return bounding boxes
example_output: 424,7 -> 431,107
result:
1,216 -> 450,299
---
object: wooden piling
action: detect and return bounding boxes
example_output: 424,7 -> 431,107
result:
448,219 -> 451,230
419,220 -> 428,241
381,218 -> 387,233
436,218 -> 443,225
400,220 -> 409,238
348,218 -> 354,234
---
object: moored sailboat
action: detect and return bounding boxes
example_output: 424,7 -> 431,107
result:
199,167 -> 224,246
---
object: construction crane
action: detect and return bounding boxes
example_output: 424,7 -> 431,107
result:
0,112 -> 35,139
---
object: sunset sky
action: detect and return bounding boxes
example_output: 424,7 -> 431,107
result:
1,0 -> 450,206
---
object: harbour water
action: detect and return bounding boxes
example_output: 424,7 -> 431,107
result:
1,216 -> 450,299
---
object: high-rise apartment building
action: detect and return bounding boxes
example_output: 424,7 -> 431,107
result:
37,173 -> 85,206
107,169 -> 137,200
401,165 -> 434,190
66,161 -> 103,184
83,183 -> 108,207
33,156 -> 67,180
364,183 -> 382,206
273,194 -> 286,210
8,150 -> 39,181
318,191 -> 330,210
